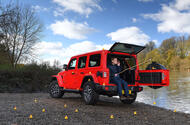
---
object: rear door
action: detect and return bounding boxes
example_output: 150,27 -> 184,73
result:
109,42 -> 145,54
75,56 -> 88,89
137,69 -> 169,86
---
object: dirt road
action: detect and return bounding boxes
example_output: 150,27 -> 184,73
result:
0,93 -> 189,125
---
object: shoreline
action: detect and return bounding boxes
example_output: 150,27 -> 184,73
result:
0,93 -> 189,124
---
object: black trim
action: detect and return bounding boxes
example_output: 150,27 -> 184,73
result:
62,89 -> 80,93
109,42 -> 145,54
96,71 -> 103,77
139,72 -> 162,84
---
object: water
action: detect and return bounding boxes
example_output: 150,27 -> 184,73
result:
136,72 -> 190,114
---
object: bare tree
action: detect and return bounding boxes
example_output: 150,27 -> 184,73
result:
53,59 -> 61,70
0,3 -> 43,68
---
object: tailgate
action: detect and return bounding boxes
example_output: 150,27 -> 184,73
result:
137,69 -> 169,86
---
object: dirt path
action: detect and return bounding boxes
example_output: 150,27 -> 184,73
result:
0,93 -> 189,125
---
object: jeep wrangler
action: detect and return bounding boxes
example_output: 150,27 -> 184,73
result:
49,42 -> 169,105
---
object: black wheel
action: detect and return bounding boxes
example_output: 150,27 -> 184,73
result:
146,61 -> 166,89
82,82 -> 99,105
120,92 -> 137,104
49,80 -> 64,98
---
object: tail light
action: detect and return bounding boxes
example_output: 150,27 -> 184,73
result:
103,72 -> 107,77
162,73 -> 166,80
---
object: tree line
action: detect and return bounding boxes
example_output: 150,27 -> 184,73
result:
138,36 -> 190,72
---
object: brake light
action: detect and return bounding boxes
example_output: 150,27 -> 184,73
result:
103,72 -> 107,77
162,73 -> 165,80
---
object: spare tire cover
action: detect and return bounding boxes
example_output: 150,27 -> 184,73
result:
146,62 -> 166,89
146,62 -> 166,70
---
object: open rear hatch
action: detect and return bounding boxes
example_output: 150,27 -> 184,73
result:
109,42 -> 145,54
137,69 -> 169,86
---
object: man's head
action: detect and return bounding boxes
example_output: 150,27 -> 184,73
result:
111,57 -> 118,65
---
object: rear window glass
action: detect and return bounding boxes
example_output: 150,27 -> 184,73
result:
89,54 -> 101,67
78,56 -> 87,68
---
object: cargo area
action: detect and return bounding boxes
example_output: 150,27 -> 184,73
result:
107,54 -> 136,85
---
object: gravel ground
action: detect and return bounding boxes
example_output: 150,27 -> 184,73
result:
0,93 -> 189,125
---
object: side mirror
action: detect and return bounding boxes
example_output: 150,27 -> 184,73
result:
63,64 -> 68,70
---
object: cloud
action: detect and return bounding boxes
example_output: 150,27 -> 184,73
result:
49,19 -> 96,40
31,5 -> 48,12
52,0 -> 102,17
138,0 -> 153,2
106,26 -> 150,45
112,0 -> 117,3
143,0 -> 190,34
132,18 -> 137,23
34,41 -> 112,65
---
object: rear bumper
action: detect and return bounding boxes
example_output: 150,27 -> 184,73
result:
94,83 -> 143,93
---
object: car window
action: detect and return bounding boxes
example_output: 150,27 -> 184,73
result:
89,54 -> 101,67
78,56 -> 87,68
68,58 -> 77,70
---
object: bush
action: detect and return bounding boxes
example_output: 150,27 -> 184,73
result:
0,63 -> 61,93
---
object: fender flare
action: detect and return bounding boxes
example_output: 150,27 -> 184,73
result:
80,74 -> 99,88
51,75 -> 64,87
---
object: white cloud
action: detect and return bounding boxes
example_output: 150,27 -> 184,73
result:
34,41 -> 112,65
49,19 -> 96,40
52,0 -> 102,17
132,18 -> 137,23
112,0 -> 117,3
138,0 -> 153,2
106,26 -> 150,45
31,5 -> 48,12
143,0 -> 190,34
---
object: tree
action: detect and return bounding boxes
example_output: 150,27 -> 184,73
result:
143,49 -> 166,69
53,59 -> 61,70
176,36 -> 188,59
145,41 -> 156,53
0,3 -> 43,68
159,37 -> 177,58
137,41 -> 156,69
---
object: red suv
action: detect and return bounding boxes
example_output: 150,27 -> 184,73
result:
49,42 -> 169,105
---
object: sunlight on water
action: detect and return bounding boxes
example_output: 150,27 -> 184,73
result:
137,72 -> 190,114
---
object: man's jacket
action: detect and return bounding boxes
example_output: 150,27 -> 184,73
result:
108,64 -> 122,79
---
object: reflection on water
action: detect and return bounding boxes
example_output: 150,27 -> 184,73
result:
137,72 -> 190,114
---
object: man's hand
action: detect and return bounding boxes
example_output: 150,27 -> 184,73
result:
115,74 -> 118,77
117,62 -> 120,66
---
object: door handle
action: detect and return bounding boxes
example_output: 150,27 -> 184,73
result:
72,72 -> 75,75
80,72 -> 84,74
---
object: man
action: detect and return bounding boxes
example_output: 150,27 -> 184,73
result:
108,57 -> 130,100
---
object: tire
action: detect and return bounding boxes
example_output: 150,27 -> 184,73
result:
49,80 -> 64,98
146,62 -> 166,89
120,92 -> 137,104
82,82 -> 99,105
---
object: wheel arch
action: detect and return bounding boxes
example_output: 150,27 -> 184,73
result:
81,75 -> 95,88
51,75 -> 64,87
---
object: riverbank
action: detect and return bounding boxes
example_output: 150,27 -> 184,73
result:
0,93 -> 189,125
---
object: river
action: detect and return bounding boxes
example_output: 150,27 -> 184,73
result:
136,72 -> 190,114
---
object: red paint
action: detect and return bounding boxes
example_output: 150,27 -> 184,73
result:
52,48 -> 169,91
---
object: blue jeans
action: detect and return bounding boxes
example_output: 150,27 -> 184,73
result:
112,76 -> 129,97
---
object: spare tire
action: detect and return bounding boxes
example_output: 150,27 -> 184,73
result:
146,62 -> 166,89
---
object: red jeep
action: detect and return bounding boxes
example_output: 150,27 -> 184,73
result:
49,42 -> 169,105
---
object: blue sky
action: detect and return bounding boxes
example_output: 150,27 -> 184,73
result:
6,0 -> 190,64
